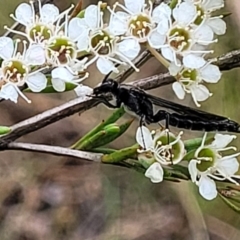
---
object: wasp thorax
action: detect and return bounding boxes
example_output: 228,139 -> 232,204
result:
128,14 -> 152,40
90,30 -> 115,55
169,27 -> 191,52
196,148 -> 216,172
47,37 -> 77,65
29,24 -> 53,42
2,60 -> 28,85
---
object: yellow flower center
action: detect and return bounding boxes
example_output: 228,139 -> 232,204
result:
47,37 -> 77,65
2,60 -> 28,85
196,148 -> 216,172
129,14 -> 152,40
90,30 -> 115,56
169,27 -> 191,52
29,24 -> 53,42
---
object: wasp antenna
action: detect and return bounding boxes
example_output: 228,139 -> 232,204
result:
102,64 -> 120,83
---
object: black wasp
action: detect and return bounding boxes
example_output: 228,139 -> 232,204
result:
92,78 -> 240,133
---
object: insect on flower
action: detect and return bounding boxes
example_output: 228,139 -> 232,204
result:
92,78 -> 240,133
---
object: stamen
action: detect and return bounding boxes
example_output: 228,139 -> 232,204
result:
4,26 -> 29,40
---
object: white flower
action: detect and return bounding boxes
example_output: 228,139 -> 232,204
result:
108,1 -> 170,49
169,61 -> 221,106
149,1 -> 216,68
8,1 -> 84,69
8,0 -> 64,44
51,66 -> 89,92
188,133 -> 240,200
68,2 -> 140,74
187,0 -> 226,35
0,37 -> 47,103
136,126 -> 185,183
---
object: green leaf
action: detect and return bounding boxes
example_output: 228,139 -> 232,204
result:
102,145 -> 139,163
219,193 -> 240,213
77,124 -> 120,151
163,168 -> 189,180
90,119 -> 134,149
171,165 -> 190,179
91,147 -> 117,154
0,126 -> 11,135
24,82 -> 77,93
182,149 -> 196,161
71,107 -> 126,149
184,135 -> 214,152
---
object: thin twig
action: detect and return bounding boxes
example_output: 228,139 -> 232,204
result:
212,50 -> 240,71
6,142 -> 102,162
0,96 -> 99,147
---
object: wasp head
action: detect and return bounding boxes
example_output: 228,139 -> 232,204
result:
93,78 -> 119,96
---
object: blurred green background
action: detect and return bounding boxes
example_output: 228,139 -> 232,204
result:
0,0 -> 240,239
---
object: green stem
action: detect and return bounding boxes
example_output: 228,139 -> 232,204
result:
146,43 -> 170,68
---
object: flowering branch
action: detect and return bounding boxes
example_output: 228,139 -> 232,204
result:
0,0 -> 240,205
1,46 -> 240,148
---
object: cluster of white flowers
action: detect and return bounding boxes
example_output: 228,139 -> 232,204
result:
0,0 -> 226,104
137,125 -> 240,200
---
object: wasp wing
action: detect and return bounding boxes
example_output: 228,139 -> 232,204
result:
137,90 -> 230,122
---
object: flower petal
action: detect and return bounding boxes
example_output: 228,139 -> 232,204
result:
109,11 -> 128,35
40,4 -> 60,24
25,44 -> 46,65
117,38 -> 140,60
199,64 -> 221,83
51,78 -> 66,92
0,83 -> 19,103
84,5 -> 98,29
198,175 -> 217,200
68,18 -> 88,40
191,84 -> 211,102
168,62 -> 182,76
145,162 -> 164,183
173,2 -> 196,26
136,126 -> 154,150
161,47 -> 174,62
207,18 -> 226,35
0,37 -> 14,60
96,58 -> 116,75
183,54 -> 206,69
148,30 -> 166,49
124,0 -> 144,14
26,72 -> 47,92
211,133 -> 236,149
204,0 -> 224,11
194,25 -> 214,45
172,82 -> 185,100
74,84 -> 93,97
52,67 -> 74,82
188,160 -> 198,183
215,157 -> 239,177
76,30 -> 89,51
152,3 -> 171,23
15,3 -> 33,26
